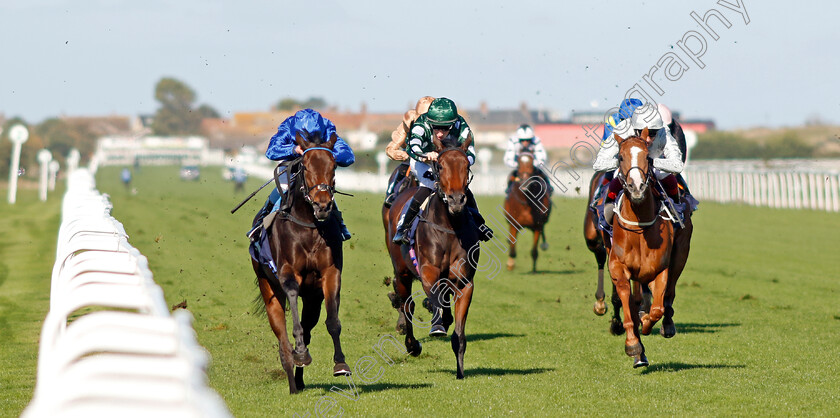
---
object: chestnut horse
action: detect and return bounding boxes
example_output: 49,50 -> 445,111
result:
606,128 -> 693,367
504,152 -> 551,272
385,136 -> 479,379
585,118 -> 690,332
251,132 -> 350,393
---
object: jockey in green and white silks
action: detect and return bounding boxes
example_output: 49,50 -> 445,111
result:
392,97 -> 493,245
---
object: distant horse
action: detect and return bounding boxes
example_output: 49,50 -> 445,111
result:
385,136 -> 479,379
606,128 -> 693,367
251,131 -> 350,393
504,152 -> 551,272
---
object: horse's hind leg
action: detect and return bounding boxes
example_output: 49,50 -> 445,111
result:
609,282 -> 624,335
451,281 -> 474,379
258,277 -> 298,394
530,229 -> 541,273
663,229 -> 691,338
322,267 -> 351,376
506,224 -> 519,271
642,270 -> 669,336
593,246 -> 608,316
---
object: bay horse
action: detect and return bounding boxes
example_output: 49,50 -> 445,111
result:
381,162 -> 417,253
504,152 -> 551,272
251,131 -> 350,393
385,136 -> 479,379
606,128 -> 693,367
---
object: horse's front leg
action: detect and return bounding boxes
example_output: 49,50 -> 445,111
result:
506,223 -> 519,271
278,269 -> 311,367
451,279 -> 474,379
393,273 -> 421,356
642,269 -> 669,335
257,275 -> 297,394
530,229 -> 541,273
610,263 -> 647,367
322,266 -> 351,376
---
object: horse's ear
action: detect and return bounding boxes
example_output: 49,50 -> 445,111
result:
640,127 -> 649,140
325,132 -> 338,150
295,131 -> 308,150
461,132 -> 473,152
432,136 -> 444,152
613,133 -> 623,143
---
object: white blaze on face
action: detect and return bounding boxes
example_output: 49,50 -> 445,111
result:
521,155 -> 531,163
629,146 -> 644,186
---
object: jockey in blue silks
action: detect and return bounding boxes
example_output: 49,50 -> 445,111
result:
262,108 -> 355,240
590,98 -> 644,207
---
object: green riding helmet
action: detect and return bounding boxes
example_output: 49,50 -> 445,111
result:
426,98 -> 458,128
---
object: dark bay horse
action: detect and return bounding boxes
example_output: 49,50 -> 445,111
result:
606,128 -> 693,367
385,136 -> 479,379
381,162 -> 417,251
504,152 -> 551,272
251,132 -> 350,393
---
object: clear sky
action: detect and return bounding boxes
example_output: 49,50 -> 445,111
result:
1,0 -> 837,129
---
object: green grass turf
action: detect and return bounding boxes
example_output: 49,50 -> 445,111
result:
0,183 -> 61,417
3,165 -> 839,416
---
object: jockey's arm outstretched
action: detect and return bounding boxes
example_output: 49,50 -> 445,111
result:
392,98 -> 493,245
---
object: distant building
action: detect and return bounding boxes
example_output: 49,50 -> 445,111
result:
93,135 -> 223,167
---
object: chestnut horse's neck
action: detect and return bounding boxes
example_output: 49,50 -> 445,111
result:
617,187 -> 658,227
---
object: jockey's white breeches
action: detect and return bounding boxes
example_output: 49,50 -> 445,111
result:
410,158 -> 435,189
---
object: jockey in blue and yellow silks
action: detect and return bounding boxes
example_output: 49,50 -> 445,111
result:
262,108 -> 355,240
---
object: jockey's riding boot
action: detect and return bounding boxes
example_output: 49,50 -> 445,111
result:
466,189 -> 494,242
384,191 -> 397,208
334,207 -> 352,241
603,197 -> 616,225
393,194 -> 424,245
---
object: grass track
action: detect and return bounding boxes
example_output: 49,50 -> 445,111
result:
2,166 -> 839,416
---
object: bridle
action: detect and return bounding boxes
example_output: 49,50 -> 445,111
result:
297,147 -> 353,209
430,147 -> 472,206
614,138 -> 658,232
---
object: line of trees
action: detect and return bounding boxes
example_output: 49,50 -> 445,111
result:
692,131 -> 818,160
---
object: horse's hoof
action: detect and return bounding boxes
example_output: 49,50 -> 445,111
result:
610,318 -> 625,336
506,258 -> 515,271
429,325 -> 447,337
396,317 -> 407,335
333,363 -> 352,376
540,242 -> 549,251
594,300 -> 607,316
293,350 -> 312,367
633,354 -> 649,368
625,342 -> 644,357
661,320 -> 676,338
406,340 -> 422,357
